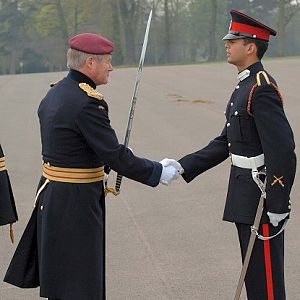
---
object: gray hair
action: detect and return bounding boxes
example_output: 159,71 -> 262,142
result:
67,48 -> 103,69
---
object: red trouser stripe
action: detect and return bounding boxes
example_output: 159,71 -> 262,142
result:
263,224 -> 275,300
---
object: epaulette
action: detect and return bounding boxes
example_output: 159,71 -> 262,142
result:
79,83 -> 104,100
50,80 -> 60,87
247,71 -> 283,116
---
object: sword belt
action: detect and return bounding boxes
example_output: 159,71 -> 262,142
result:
0,156 -> 6,172
230,153 -> 264,169
230,153 -> 287,240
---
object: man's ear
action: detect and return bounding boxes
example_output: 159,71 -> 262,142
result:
86,56 -> 94,68
247,43 -> 257,56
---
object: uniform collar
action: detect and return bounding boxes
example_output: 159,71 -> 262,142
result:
237,61 -> 264,82
67,69 -> 96,89
237,69 -> 250,81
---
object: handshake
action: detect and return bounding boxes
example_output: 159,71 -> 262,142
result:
159,158 -> 184,186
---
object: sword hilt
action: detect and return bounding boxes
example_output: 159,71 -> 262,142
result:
115,173 -> 123,193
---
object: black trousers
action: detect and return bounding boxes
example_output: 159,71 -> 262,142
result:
236,222 -> 285,300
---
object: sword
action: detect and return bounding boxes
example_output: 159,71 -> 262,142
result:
234,172 -> 267,300
114,10 -> 153,194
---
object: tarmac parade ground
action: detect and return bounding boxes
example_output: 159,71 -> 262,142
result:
0,58 -> 299,299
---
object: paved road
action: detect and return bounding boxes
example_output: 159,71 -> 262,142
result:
0,58 -> 299,299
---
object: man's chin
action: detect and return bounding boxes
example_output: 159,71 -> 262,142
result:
97,80 -> 108,86
227,58 -> 234,65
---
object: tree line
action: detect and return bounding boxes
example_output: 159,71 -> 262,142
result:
0,0 -> 299,75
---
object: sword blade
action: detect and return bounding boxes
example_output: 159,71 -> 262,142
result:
234,185 -> 265,300
115,10 -> 153,193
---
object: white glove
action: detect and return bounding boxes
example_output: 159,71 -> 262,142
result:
267,212 -> 289,227
160,158 -> 184,174
159,158 -> 184,185
160,165 -> 180,185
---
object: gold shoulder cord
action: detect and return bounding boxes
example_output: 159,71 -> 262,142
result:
256,71 -> 270,86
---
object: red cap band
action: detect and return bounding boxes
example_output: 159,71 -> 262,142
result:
231,21 -> 270,41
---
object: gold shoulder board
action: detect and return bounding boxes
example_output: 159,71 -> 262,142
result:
79,83 -> 104,100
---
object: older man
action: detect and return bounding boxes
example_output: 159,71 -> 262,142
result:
4,33 -> 180,300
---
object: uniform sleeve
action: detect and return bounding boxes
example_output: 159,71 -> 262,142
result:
179,125 -> 229,183
0,145 -> 18,226
252,85 -> 296,213
75,101 -> 162,187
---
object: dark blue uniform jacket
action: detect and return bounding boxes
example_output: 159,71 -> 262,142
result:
179,62 -> 296,224
4,69 -> 162,300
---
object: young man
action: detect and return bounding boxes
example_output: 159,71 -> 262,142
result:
4,33 -> 181,300
0,144 -> 18,242
177,10 -> 296,299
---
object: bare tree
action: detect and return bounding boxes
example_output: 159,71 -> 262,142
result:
54,0 -> 69,48
164,0 -> 171,63
118,0 -> 142,64
208,0 -> 217,61
277,0 -> 300,56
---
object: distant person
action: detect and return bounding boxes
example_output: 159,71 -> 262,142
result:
169,10 -> 296,299
0,144 -> 18,242
4,32 -> 181,300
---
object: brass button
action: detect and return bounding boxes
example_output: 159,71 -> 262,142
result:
227,122 -> 231,127
288,205 -> 291,209
234,111 -> 238,116
40,205 -> 44,211
236,85 -> 240,89
228,143 -> 231,147
230,102 -> 234,106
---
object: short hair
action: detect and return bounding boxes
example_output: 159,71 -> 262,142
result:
67,48 -> 103,69
243,38 -> 269,60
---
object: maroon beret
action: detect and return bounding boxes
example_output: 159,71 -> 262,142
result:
69,33 -> 114,55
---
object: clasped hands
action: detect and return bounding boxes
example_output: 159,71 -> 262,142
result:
159,158 -> 184,186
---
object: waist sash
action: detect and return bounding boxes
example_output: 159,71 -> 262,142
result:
42,163 -> 105,183
0,156 -> 6,172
